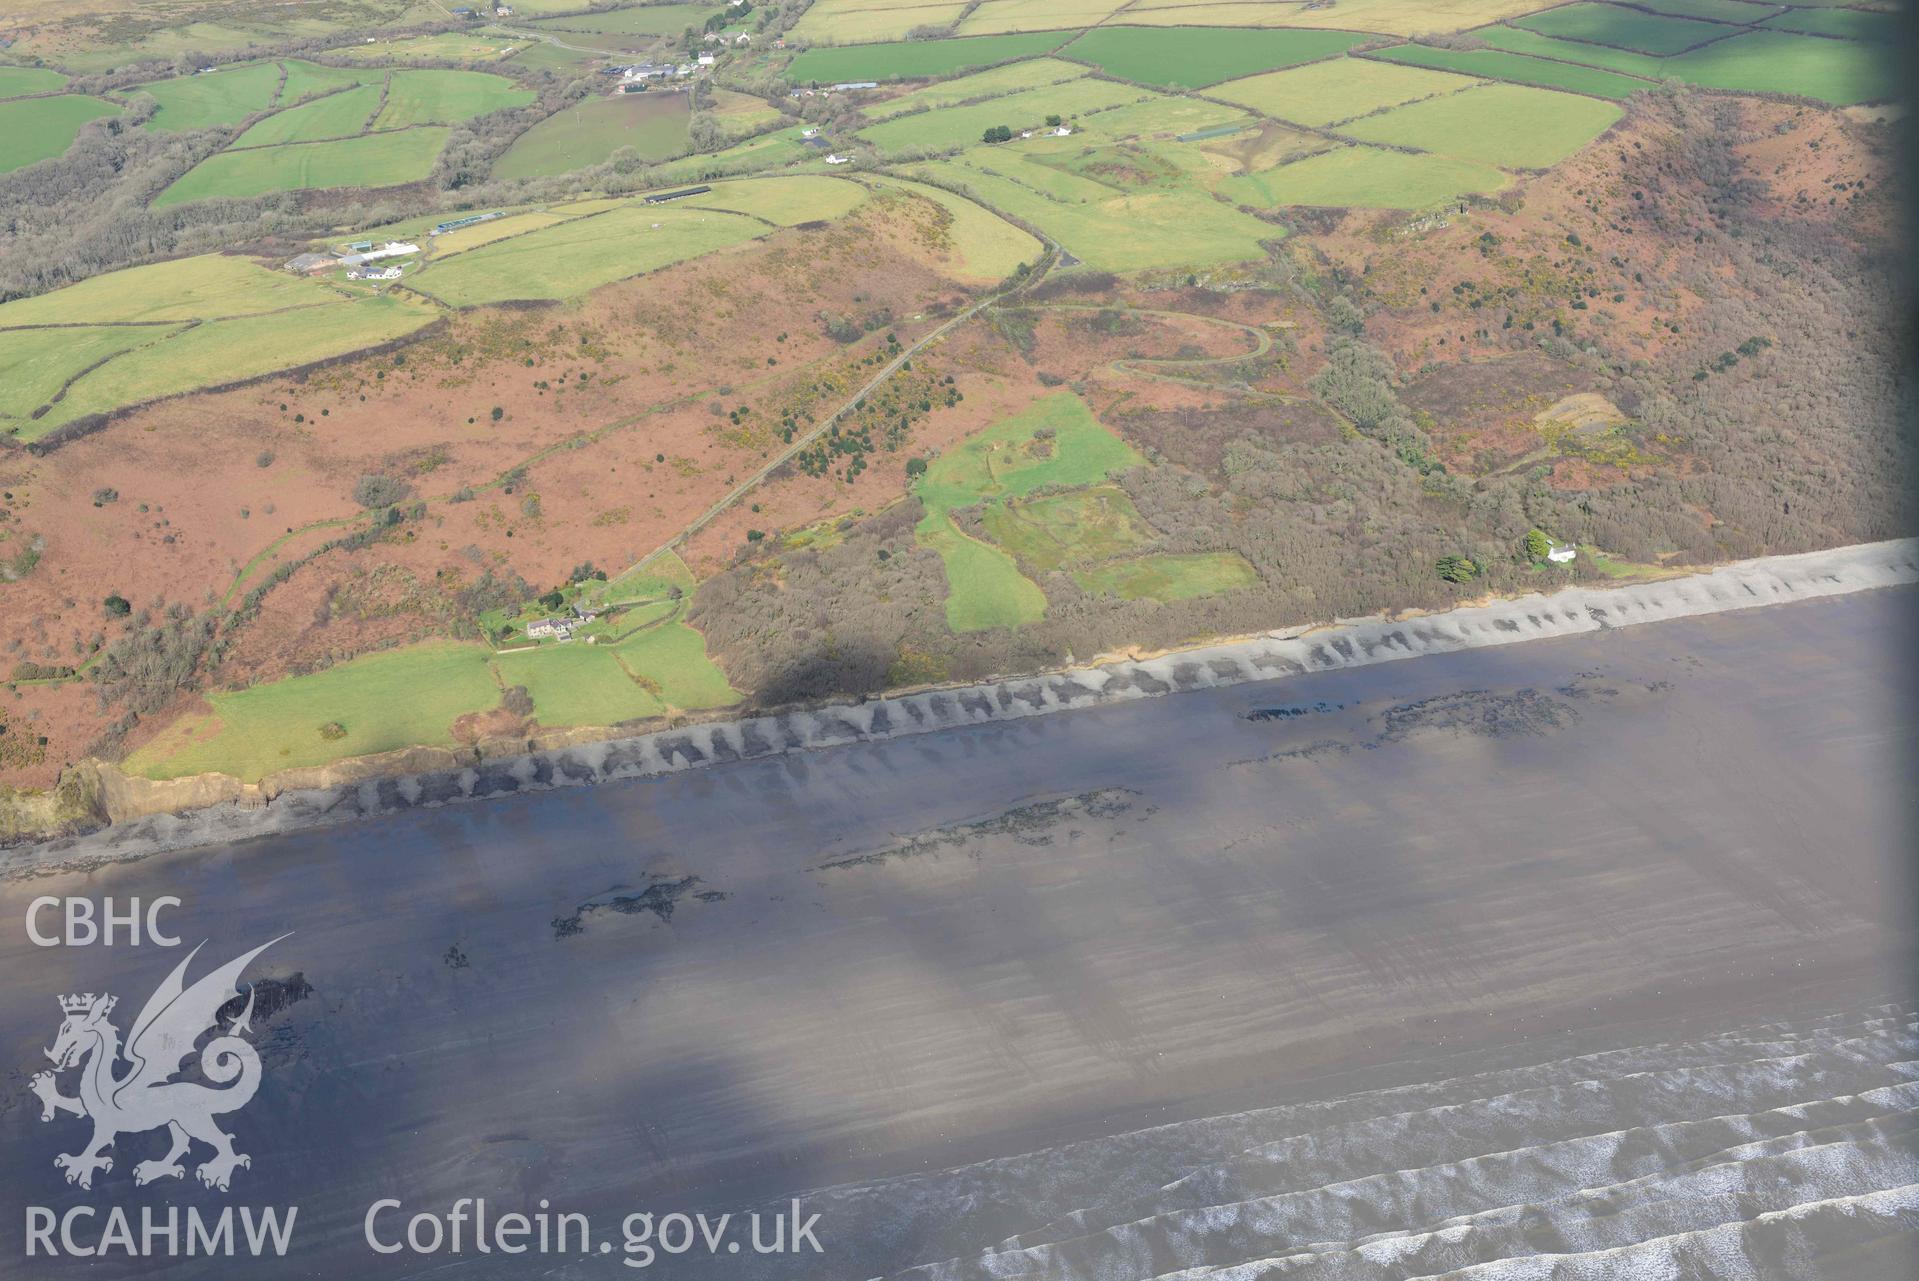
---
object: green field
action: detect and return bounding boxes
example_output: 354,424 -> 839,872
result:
1341,83 -> 1623,169
642,128 -> 814,184
858,77 -> 1149,154
371,69 -> 534,129
1760,6 -> 1899,39
327,33 -> 527,62
0,95 -> 120,172
1074,551 -> 1258,601
915,392 -> 1143,632
415,203 -> 767,306
157,127 -> 450,205
0,326 -> 181,428
791,0 -> 973,42
867,176 -> 1043,282
1069,94 -> 1252,142
864,58 -> 1090,120
530,3 -> 718,36
612,620 -> 741,710
232,84 -> 383,147
669,175 -> 869,225
787,32 -> 1072,84
495,645 -> 664,726
494,92 -> 690,178
918,142 -> 1278,271
277,58 -> 372,102
0,255 -> 440,439
956,0 -> 1125,34
1209,57 -> 1477,127
1367,44 -> 1654,99
980,484 -> 1153,572
1636,0 -> 1780,20
32,294 -> 439,433
125,642 -> 502,782
0,66 -> 68,98
1515,2 -> 1736,54
1224,144 -> 1509,208
1479,24 -> 1895,103
1061,25 -> 1370,88
0,254 -> 326,326
137,61 -> 283,130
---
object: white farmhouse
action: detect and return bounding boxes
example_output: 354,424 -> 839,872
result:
1547,545 -> 1577,564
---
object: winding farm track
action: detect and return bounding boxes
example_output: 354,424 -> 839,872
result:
614,238 -> 1063,580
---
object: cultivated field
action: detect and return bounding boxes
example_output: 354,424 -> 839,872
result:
1341,82 -> 1623,168
790,0 -> 974,43
529,3 -> 718,37
786,32 -> 1070,83
0,66 -> 69,97
956,0 -> 1128,34
0,95 -> 120,172
1224,144 -> 1510,208
1209,57 -> 1478,127
492,92 -> 691,179
154,127 -> 452,205
412,204 -> 767,306
863,58 -> 1089,120
1367,43 -> 1654,98
1478,23 -> 1896,103
857,77 -> 1150,154
1060,25 -> 1369,88
1515,2 -> 1736,54
667,175 -> 870,225
0,255 -> 440,437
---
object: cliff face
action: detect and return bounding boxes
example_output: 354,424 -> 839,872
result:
8,540 -> 1915,868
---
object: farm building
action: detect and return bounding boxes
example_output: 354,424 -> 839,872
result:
833,81 -> 878,91
621,63 -> 679,82
284,252 -> 335,274
347,265 -> 403,281
526,617 -> 574,641
431,212 -> 503,236
1547,545 -> 1577,564
644,185 -> 711,204
825,154 -> 851,165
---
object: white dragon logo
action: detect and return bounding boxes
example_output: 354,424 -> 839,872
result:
28,936 -> 288,1192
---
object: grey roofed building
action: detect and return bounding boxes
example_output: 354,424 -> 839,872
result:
285,252 -> 335,274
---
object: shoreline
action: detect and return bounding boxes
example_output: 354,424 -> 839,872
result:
9,537 -> 1914,875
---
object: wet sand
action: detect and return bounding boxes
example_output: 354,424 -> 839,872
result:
1,587 -> 1914,1278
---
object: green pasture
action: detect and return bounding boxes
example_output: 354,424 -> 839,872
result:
673,176 -> 869,225
792,0 -> 972,43
328,33 -> 527,62
980,484 -> 1152,572
232,84 -> 383,148
957,0 -> 1124,34
0,95 -> 120,172
137,61 -> 282,130
415,204 -> 766,306
1761,6 -> 1898,39
156,127 -> 450,205
613,621 -> 740,710
0,254 -> 327,326
787,32 -> 1071,85
1480,25 -> 1894,103
863,58 -> 1089,120
1060,25 -> 1368,88
917,147 -> 1277,271
644,129 -> 814,184
277,58 -> 374,102
493,92 -> 690,178
1209,57 -> 1477,127
0,326 -> 181,428
0,66 -> 68,98
531,3 -> 717,36
1633,0 -> 1780,21
1074,551 -> 1257,601
1366,44 -> 1653,99
31,294 -> 439,434
372,69 -> 534,129
1223,145 -> 1509,208
1514,2 -> 1735,54
124,641 -> 502,782
1069,94 -> 1252,142
494,645 -> 664,726
1341,83 -> 1622,169
858,77 -> 1149,153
